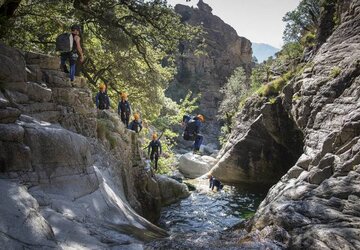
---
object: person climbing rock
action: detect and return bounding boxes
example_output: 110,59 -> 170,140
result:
117,92 -> 131,127
128,113 -> 142,133
182,114 -> 205,153
95,83 -> 110,110
57,24 -> 84,81
148,133 -> 162,172
208,175 -> 223,191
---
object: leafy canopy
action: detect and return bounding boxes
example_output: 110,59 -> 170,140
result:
1,0 -> 201,120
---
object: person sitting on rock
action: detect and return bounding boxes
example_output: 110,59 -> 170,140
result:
182,114 -> 205,153
59,24 -> 84,81
117,92 -> 131,127
208,175 -> 223,191
128,113 -> 142,133
95,83 -> 110,110
148,133 -> 162,172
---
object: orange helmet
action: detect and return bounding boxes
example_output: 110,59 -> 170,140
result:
134,113 -> 140,120
152,133 -> 158,140
197,114 -> 205,122
99,83 -> 106,90
120,92 -> 127,99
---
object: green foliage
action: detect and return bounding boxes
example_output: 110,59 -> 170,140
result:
1,0 -> 201,123
292,94 -> 301,101
301,31 -> 316,47
268,97 -> 277,105
218,67 -> 248,119
283,0 -> 321,43
330,66 -> 341,78
257,66 -> 302,97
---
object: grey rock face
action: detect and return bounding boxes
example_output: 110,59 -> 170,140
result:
167,2 -> 253,145
214,1 -> 360,248
0,179 -> 56,249
211,96 -> 303,184
0,46 -> 172,248
0,43 -> 26,84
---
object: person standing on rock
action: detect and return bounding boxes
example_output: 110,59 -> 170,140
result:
117,92 -> 131,127
95,83 -> 110,110
182,114 -> 205,153
148,133 -> 162,172
128,113 -> 142,133
58,25 -> 84,81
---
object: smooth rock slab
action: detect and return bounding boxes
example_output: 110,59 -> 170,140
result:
0,179 -> 56,248
178,153 -> 215,178
22,121 -> 92,175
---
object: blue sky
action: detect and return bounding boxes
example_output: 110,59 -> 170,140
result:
166,0 -> 301,48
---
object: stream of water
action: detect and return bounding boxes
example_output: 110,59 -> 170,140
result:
157,178 -> 270,235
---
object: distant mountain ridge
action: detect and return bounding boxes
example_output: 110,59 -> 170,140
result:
252,43 -> 280,63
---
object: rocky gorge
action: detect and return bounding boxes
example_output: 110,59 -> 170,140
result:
1,0 -> 360,249
0,44 -> 190,249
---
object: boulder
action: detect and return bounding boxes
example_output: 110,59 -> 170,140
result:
155,174 -> 190,206
0,92 -> 9,108
25,52 -> 59,70
0,107 -> 21,123
27,81 -> 52,102
52,87 -> 93,113
42,70 -> 72,88
201,143 -> 218,155
4,89 -> 29,104
178,152 -> 215,178
0,124 -> 24,142
0,43 -> 26,83
26,64 -> 42,82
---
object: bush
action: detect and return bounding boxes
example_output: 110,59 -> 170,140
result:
301,31 -> 316,47
330,66 -> 341,78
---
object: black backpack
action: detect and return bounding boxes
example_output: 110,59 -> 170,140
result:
56,33 -> 73,52
130,121 -> 141,132
183,119 -> 197,140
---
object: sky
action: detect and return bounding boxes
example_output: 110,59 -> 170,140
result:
166,0 -> 301,48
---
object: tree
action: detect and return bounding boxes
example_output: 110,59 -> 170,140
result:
218,67 -> 247,127
0,0 -> 201,120
282,0 -> 321,43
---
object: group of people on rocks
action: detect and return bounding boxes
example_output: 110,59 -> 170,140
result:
59,25 -> 222,188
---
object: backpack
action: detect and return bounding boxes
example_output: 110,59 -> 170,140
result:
129,120 -> 141,132
56,33 -> 73,52
183,119 -> 197,141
